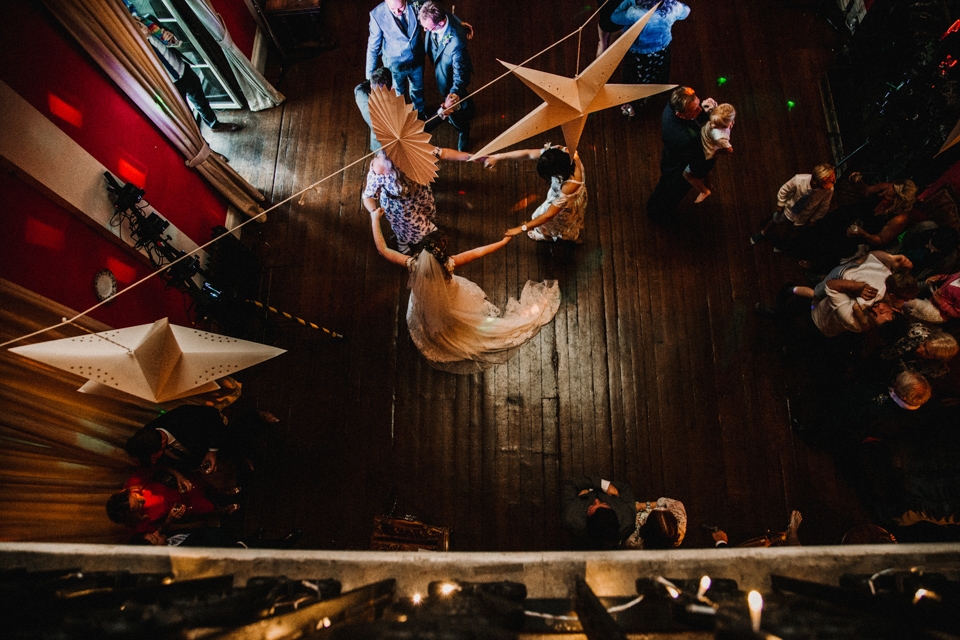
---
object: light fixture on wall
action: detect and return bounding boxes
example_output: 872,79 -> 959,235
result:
93,269 -> 118,302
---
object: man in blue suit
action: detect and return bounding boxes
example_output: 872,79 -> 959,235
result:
366,0 -> 426,119
419,1 -> 475,151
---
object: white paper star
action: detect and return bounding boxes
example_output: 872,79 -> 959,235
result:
472,4 -> 676,158
10,318 -> 285,403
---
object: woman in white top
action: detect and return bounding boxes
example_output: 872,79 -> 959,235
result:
370,208 -> 561,374
482,144 -> 588,243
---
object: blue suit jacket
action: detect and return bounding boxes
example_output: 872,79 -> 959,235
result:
424,13 -> 472,97
366,1 -> 424,78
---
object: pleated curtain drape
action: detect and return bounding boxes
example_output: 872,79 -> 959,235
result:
0,280 -> 153,542
0,280 -> 242,542
39,0 -> 266,218
183,0 -> 285,112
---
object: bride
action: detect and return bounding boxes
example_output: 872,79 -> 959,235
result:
370,208 -> 561,374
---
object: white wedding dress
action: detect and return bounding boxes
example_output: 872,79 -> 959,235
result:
405,250 -> 561,374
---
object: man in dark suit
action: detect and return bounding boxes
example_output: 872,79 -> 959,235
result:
125,404 -> 227,474
561,475 -> 638,549
366,0 -> 426,118
647,86 -> 716,222
419,1 -> 475,151
355,67 -> 394,151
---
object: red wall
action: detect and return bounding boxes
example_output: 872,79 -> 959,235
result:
209,0 -> 258,59
0,171 -> 190,328
0,1 -> 239,328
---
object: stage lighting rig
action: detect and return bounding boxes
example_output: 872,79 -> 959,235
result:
102,172 -> 207,294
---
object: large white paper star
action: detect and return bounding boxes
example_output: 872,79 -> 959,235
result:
10,318 -> 285,403
472,4 -> 676,158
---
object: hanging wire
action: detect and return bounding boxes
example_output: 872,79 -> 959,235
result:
1,5 -> 609,350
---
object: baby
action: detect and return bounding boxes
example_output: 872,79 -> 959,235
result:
684,103 -> 735,203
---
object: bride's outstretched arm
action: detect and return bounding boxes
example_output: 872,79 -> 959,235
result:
369,207 -> 408,267
453,235 -> 512,267
476,148 -> 541,168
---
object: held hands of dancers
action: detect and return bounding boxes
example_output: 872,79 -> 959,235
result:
701,97 -> 718,111
504,223 -> 529,237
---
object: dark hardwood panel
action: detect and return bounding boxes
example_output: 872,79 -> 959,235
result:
211,0 -> 881,550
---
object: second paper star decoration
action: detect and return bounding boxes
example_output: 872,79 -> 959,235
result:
472,3 -> 676,158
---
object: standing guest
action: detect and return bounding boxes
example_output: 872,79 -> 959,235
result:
646,87 -> 717,222
878,323 -> 959,381
369,215 -> 560,373
624,497 -> 687,549
355,68 -> 394,151
561,476 -> 638,549
366,0 -> 426,119
907,269 -> 960,323
684,103 -> 736,203
125,6 -> 241,133
419,1 -> 475,151
481,145 -> 588,243
611,0 -> 691,117
106,467 -> 238,536
362,147 -> 471,254
795,251 -> 918,337
126,405 -> 227,475
596,0 -> 623,58
802,175 -> 917,272
750,163 -> 836,248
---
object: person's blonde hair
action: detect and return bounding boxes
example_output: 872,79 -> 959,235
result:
710,103 -> 736,127
893,370 -> 932,407
882,179 -> 917,216
923,331 -> 959,360
811,163 -> 835,186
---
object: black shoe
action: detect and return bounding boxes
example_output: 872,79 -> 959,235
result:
457,130 -> 471,152
211,121 -> 243,133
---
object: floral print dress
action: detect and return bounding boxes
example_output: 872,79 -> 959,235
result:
363,169 -> 437,251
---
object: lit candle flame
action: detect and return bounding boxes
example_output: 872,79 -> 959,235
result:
748,591 -> 763,633
697,575 -> 711,600
913,588 -> 941,603
440,583 -> 458,596
412,593 -> 422,604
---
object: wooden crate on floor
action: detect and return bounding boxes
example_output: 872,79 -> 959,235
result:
370,516 -> 450,551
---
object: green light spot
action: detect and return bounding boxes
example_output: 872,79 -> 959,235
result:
787,100 -> 797,111
717,77 -> 727,86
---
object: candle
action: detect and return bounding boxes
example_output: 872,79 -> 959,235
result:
747,590 -> 763,633
697,575 -> 712,600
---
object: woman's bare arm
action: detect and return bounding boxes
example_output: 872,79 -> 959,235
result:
452,235 -> 512,267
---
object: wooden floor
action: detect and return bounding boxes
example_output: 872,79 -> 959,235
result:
208,0 -> 876,550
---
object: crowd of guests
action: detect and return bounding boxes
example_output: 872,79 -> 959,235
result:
751,165 -> 960,529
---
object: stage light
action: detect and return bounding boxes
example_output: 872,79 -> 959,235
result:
787,100 -> 797,111
716,76 -> 727,86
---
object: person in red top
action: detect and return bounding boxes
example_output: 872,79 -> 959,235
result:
106,468 -> 235,535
